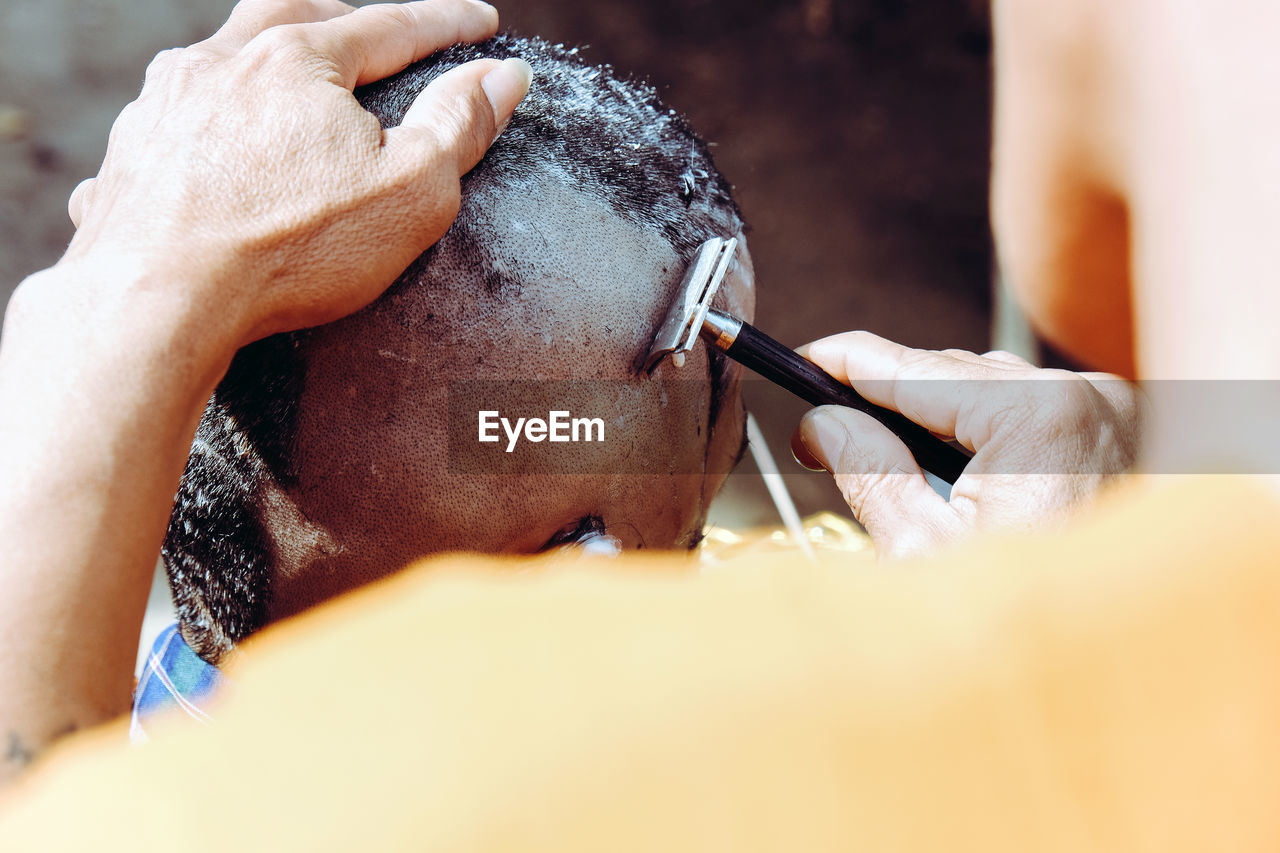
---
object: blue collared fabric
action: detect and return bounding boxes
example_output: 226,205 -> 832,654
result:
130,623 -> 226,743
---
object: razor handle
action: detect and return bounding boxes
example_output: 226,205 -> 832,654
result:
709,314 -> 972,485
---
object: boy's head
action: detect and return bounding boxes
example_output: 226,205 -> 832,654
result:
164,35 -> 755,661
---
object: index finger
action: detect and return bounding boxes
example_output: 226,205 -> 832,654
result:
312,0 -> 499,89
801,331 -> 1027,445
203,0 -> 357,52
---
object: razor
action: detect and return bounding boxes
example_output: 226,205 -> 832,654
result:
645,236 -> 972,485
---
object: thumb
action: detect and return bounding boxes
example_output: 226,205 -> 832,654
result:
798,406 -> 960,557
388,56 -> 532,176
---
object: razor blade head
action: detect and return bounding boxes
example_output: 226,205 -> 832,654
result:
643,236 -> 739,373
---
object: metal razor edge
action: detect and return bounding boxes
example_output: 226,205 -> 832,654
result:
642,236 -> 739,373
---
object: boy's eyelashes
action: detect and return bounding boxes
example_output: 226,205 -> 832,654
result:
539,514 -> 609,552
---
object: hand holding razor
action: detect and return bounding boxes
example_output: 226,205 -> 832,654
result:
645,237 -> 972,485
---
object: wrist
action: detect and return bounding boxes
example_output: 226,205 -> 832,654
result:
8,254 -> 246,395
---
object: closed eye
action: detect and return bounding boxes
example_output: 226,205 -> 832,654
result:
538,514 -> 608,552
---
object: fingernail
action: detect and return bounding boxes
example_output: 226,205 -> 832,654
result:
789,429 -> 826,472
794,343 -> 812,360
481,57 -> 532,137
800,411 -> 849,473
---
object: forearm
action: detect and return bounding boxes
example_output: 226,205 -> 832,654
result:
0,0 -> 522,786
0,257 -> 236,783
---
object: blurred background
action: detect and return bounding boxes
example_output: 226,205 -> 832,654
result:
0,0 -> 996,530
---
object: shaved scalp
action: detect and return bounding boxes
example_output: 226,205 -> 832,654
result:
363,35 -> 741,263
163,36 -> 745,662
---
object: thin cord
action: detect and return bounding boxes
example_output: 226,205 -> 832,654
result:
746,412 -> 818,564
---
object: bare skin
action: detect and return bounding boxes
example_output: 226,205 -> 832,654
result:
793,0 -> 1280,554
0,0 -> 529,785
3,0 -> 1279,817
791,338 -> 1142,557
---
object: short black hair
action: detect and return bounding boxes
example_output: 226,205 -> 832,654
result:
163,35 -> 745,662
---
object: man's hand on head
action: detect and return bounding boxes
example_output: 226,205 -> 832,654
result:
61,0 -> 530,350
0,0 -> 529,786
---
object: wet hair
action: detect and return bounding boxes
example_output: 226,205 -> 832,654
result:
162,35 -> 745,662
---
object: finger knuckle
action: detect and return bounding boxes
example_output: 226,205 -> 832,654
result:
256,0 -> 296,19
296,0 -> 340,23
105,101 -> 140,149
428,95 -> 495,164
835,469 -> 898,526
840,330 -> 877,349
1046,371 -> 1095,412
145,45 -> 220,90
67,180 -> 93,224
1108,383 -> 1146,426
385,159 -> 462,238
143,48 -> 182,82
899,348 -> 937,375
378,2 -> 421,31
1027,371 -> 1102,430
419,169 -> 463,218
244,23 -> 311,64
222,0 -> 291,35
243,24 -> 339,85
834,473 -> 872,516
